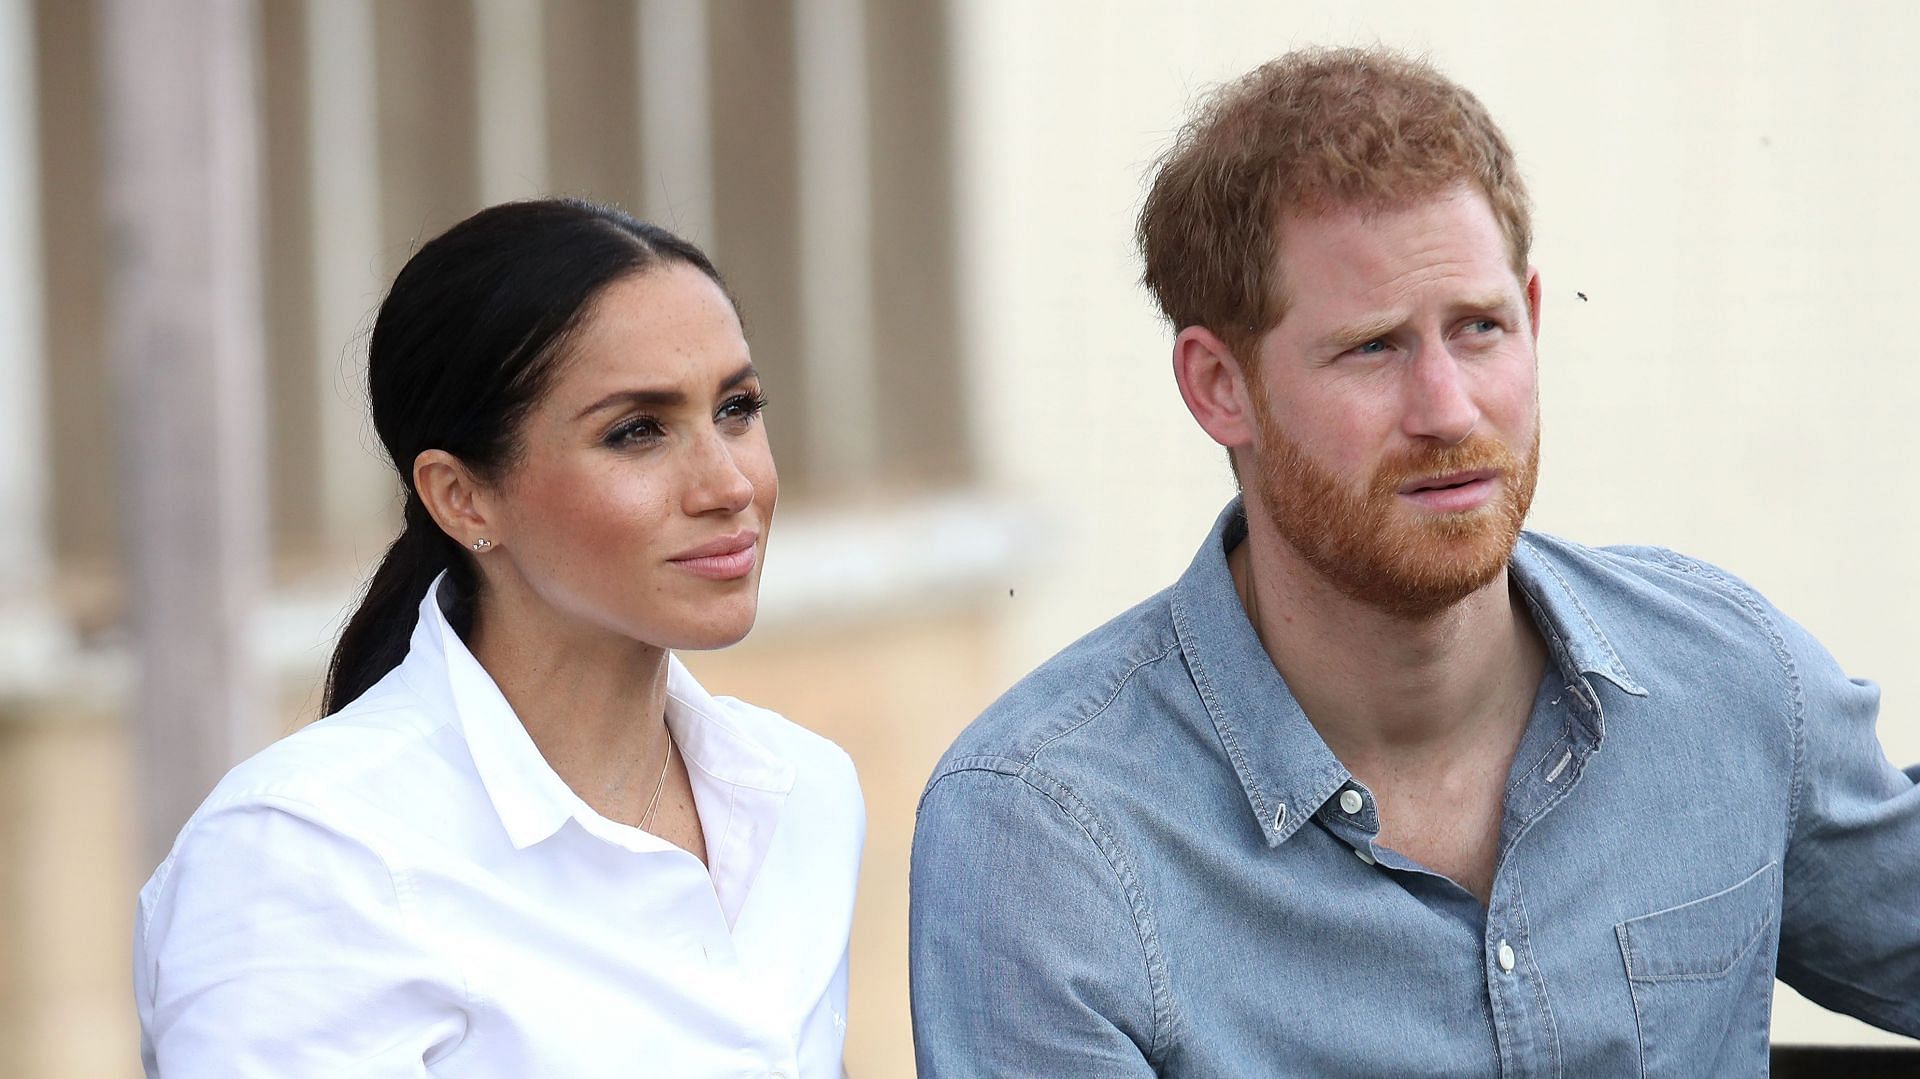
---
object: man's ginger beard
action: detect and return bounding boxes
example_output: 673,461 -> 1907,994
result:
1248,400 -> 1540,621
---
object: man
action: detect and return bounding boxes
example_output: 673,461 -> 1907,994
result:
909,47 -> 1919,1075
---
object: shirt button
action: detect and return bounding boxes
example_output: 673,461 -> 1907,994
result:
1354,846 -> 1377,866
1338,789 -> 1364,815
1496,940 -> 1516,973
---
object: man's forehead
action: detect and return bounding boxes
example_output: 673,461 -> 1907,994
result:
1260,201 -> 1528,349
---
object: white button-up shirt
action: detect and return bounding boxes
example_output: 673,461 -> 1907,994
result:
135,578 -> 865,1077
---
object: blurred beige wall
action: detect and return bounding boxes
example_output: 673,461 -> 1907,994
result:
3,1 -> 1918,1076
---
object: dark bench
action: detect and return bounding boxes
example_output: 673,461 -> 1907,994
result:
1771,1045 -> 1920,1077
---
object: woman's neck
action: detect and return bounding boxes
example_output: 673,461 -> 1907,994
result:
465,580 -> 675,827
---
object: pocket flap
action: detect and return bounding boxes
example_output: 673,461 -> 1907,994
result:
1617,861 -> 1780,982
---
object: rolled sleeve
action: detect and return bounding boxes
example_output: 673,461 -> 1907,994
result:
134,798 -> 467,1076
909,764 -> 1159,1077
1776,617 -> 1920,1036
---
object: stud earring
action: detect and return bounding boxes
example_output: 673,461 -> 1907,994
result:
470,537 -> 492,552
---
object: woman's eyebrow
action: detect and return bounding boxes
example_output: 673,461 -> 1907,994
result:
572,362 -> 759,421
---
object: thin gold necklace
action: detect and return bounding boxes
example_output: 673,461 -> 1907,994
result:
638,734 -> 675,833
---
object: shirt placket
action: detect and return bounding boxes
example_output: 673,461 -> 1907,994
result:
1484,681 -> 1602,1079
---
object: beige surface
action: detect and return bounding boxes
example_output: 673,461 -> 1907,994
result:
0,714 -> 139,1078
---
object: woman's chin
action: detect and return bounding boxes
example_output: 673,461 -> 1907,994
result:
661,609 -> 759,653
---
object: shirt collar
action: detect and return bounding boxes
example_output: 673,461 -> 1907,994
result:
397,573 -> 795,855
1508,534 -> 1648,704
1170,498 -> 1646,848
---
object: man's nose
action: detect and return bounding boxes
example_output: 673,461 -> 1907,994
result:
1399,343 -> 1481,444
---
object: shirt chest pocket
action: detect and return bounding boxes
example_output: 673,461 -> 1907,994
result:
1614,861 -> 1780,1079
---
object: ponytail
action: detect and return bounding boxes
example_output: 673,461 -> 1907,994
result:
321,496 -> 473,715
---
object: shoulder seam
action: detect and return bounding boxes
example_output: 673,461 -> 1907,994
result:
207,791 -> 480,1021
1631,550 -> 1808,842
1027,639 -> 1184,766
928,762 -> 1175,1066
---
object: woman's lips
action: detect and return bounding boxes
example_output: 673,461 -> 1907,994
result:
668,531 -> 759,580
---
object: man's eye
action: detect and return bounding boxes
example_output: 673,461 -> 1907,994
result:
1353,339 -> 1388,355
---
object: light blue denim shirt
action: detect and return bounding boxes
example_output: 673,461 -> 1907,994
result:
910,500 -> 1920,1077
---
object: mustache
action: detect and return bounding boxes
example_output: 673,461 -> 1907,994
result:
1369,435 -> 1518,494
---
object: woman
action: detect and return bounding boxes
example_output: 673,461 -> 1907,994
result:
133,200 -> 864,1076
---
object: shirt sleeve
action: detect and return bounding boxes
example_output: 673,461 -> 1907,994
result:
909,765 -> 1160,1077
134,798 -> 467,1076
1774,614 -> 1920,1036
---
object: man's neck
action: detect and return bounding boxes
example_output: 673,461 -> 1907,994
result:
1227,522 -> 1547,771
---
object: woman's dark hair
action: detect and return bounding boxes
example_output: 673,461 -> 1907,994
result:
322,199 -> 729,715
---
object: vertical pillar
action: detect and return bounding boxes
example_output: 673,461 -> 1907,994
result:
472,0 -> 548,204
304,0 -> 390,549
636,0 -> 714,245
0,0 -> 49,605
794,0 -> 879,483
100,0 -> 271,868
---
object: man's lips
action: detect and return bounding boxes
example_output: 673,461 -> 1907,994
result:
1397,469 -> 1499,512
1398,469 -> 1498,496
668,530 -> 759,580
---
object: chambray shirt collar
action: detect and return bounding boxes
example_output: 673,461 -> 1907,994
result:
1509,533 -> 1649,712
1170,499 -> 1646,848
397,573 -> 795,858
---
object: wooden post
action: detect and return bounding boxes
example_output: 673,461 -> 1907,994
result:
637,0 -> 715,246
794,0 -> 880,484
473,0 -> 549,205
303,0 -> 391,550
0,0 -> 48,606
100,0 -> 271,870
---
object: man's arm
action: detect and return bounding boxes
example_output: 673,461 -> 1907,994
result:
910,765 -> 1161,1076
1775,615 -> 1920,1036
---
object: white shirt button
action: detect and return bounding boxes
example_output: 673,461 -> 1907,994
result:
1354,846 -> 1377,866
1496,941 -> 1516,972
1338,789 -> 1364,815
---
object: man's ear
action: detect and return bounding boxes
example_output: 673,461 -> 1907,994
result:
1525,267 -> 1543,343
413,449 -> 498,551
1173,325 -> 1259,451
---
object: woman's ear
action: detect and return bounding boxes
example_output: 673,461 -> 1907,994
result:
413,450 -> 498,552
1173,325 -> 1259,451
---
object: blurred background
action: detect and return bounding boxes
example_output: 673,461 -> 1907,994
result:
2,0 -> 1918,1074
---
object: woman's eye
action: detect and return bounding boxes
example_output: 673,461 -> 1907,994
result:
717,390 -> 767,428
603,417 -> 663,448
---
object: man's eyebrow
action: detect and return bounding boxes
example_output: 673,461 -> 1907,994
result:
1319,315 -> 1402,351
572,362 -> 759,421
1318,295 -> 1517,351
1452,293 -> 1517,317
